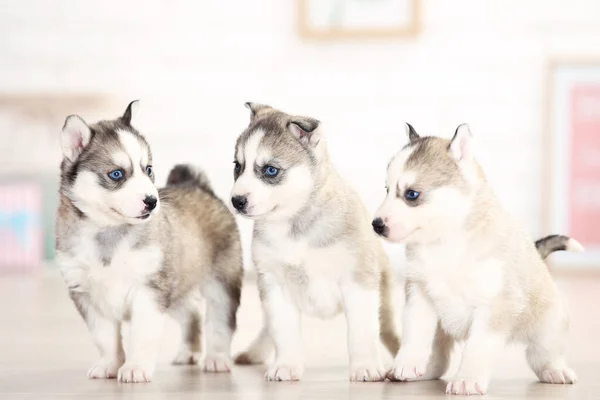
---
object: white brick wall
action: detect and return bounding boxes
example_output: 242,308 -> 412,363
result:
1,0 -> 599,267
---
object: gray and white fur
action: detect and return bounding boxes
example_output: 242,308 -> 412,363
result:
229,103 -> 400,382
373,123 -> 582,395
55,101 -> 243,382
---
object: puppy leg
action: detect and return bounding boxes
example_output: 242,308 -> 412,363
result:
421,324 -> 454,381
202,278 -> 240,373
526,299 -> 577,384
234,324 -> 273,365
70,292 -> 125,379
118,289 -> 165,383
446,312 -> 505,395
260,272 -> 304,381
388,281 -> 439,382
342,279 -> 386,382
172,308 -> 203,365
379,266 -> 401,357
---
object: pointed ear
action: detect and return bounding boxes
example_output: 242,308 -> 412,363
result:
245,102 -> 272,121
61,115 -> 92,161
405,123 -> 420,144
121,100 -> 139,126
449,123 -> 473,162
288,117 -> 321,148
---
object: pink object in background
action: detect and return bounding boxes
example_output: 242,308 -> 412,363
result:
0,183 -> 43,269
569,84 -> 600,246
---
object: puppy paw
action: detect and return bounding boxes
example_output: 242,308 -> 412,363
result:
117,363 -> 153,383
172,349 -> 201,365
349,363 -> 386,382
87,359 -> 122,379
387,350 -> 429,381
540,367 -> 578,384
446,378 -> 487,395
202,354 -> 232,373
265,363 -> 304,381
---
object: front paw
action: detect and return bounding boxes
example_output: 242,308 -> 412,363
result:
202,354 -> 232,373
118,363 -> 154,383
265,362 -> 304,381
87,359 -> 122,379
446,378 -> 488,395
387,350 -> 429,381
540,367 -> 578,384
349,363 -> 386,382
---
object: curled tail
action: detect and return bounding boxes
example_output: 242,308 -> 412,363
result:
535,234 -> 584,260
166,164 -> 214,196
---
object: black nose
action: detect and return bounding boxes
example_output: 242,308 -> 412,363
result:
372,218 -> 387,236
231,195 -> 248,211
143,195 -> 158,211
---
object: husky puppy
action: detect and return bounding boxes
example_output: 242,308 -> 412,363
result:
229,103 -> 400,381
55,102 -> 243,383
372,123 -> 582,395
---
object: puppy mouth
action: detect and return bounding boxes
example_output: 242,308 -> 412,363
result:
239,206 -> 277,219
389,227 -> 420,242
111,208 -> 153,221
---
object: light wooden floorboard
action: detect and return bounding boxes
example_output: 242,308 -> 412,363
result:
0,271 -> 598,399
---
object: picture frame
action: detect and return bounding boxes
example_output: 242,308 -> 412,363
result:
298,0 -> 421,40
544,59 -> 600,269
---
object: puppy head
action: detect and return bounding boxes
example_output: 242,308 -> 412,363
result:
373,123 -> 481,243
60,100 -> 159,226
230,102 -> 324,220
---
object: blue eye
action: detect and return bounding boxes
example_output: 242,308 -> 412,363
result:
234,161 -> 241,173
264,166 -> 279,177
108,169 -> 124,181
405,189 -> 420,201
146,165 -> 153,175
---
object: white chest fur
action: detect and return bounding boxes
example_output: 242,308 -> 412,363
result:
253,225 -> 355,319
407,240 -> 504,337
57,226 -> 163,320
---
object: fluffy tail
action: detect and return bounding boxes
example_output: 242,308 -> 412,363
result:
166,164 -> 214,196
535,234 -> 584,260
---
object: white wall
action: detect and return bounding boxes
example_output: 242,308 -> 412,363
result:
1,0 -> 600,267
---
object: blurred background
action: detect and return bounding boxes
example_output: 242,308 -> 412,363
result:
1,0 -> 599,272
1,3 -> 600,398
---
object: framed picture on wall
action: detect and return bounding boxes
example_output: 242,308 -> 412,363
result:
544,59 -> 600,268
298,0 -> 421,39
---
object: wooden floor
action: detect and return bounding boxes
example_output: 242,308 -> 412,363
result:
1,271 -> 599,399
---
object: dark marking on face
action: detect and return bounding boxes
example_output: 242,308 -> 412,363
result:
254,163 -> 286,185
396,186 -> 426,207
233,107 -> 319,185
60,118 -> 153,196
400,136 -> 468,200
233,160 -> 244,181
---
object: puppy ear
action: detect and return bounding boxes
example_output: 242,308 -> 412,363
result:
289,117 -> 321,148
61,115 -> 92,161
245,102 -> 272,121
121,100 -> 140,126
405,123 -> 420,144
449,123 -> 473,162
